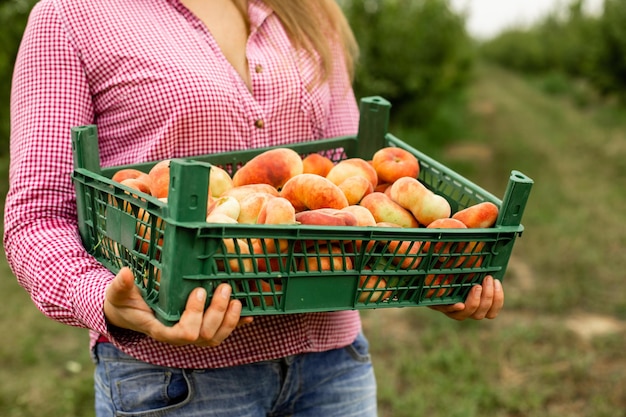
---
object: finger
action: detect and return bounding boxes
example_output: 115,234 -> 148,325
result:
485,279 -> 504,319
470,276 -> 495,320
453,284 -> 482,320
149,287 -> 207,345
104,267 -> 152,316
117,266 -> 136,288
200,299 -> 244,347
197,284 -> 238,345
237,316 -> 254,327
104,267 -> 155,331
428,303 -> 465,315
106,267 -> 137,303
439,285 -> 483,321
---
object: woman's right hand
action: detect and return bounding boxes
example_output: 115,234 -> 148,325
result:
104,267 -> 253,347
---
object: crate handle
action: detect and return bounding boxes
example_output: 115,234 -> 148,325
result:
497,170 -> 534,227
356,96 -> 392,160
167,159 -> 212,223
71,125 -> 101,173
71,125 -> 102,249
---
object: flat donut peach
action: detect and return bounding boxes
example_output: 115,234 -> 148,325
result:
232,147 -> 303,190
280,173 -> 349,212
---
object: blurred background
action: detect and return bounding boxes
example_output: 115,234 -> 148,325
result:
1,0 -> 625,416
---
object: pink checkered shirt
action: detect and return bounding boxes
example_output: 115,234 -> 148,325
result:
5,0 -> 362,368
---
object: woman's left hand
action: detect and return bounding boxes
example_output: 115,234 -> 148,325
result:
428,275 -> 504,321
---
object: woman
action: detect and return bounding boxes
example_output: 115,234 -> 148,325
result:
5,0 -> 503,415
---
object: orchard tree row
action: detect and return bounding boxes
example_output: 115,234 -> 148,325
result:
480,0 -> 626,101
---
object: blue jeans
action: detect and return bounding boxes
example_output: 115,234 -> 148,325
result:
94,333 -> 377,416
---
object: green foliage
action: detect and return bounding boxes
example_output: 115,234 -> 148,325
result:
0,0 -> 37,156
342,0 -> 475,144
591,0 -> 626,95
479,0 -> 626,102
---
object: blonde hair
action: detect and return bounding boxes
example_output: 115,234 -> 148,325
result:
257,1 -> 359,82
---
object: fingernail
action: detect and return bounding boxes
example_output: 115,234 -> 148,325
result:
220,285 -> 231,299
196,288 -> 206,302
474,285 -> 483,297
230,299 -> 242,313
495,279 -> 502,291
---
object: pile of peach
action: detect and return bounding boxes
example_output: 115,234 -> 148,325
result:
109,146 -> 499,303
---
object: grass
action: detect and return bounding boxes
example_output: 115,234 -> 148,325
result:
1,63 -> 625,416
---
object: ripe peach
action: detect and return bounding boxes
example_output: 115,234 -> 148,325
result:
462,240 -> 487,256
110,175 -> 149,210
206,195 -> 241,221
339,206 -> 377,252
376,221 -> 403,228
371,147 -> 420,184
302,153 -> 334,177
420,218 -> 467,265
281,173 -> 349,212
148,159 -> 171,199
438,240 -> 487,270
374,182 -> 392,194
452,201 -> 499,228
387,177 -> 451,226
298,246 -> 353,272
359,192 -> 419,228
338,176 -> 374,205
369,221 -> 422,268
358,271 -> 392,303
426,217 -> 467,229
237,192 -> 276,224
423,274 -> 454,298
248,278 -> 283,307
205,212 -> 239,224
119,178 -> 152,200
112,168 -> 152,190
419,194 -> 453,227
251,240 -> 287,272
135,219 -> 164,257
326,158 -> 378,189
455,255 -> 484,282
449,241 -> 487,277
257,197 -> 297,226
216,238 -> 254,273
365,221 -> 403,251
208,165 -> 234,198
257,197 -> 298,253
222,184 -> 280,204
295,208 -> 358,227
232,147 -> 303,190
341,205 -> 377,227
387,239 -> 423,269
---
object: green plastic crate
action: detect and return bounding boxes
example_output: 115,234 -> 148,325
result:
71,97 -> 533,325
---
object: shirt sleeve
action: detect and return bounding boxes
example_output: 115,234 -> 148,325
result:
3,0 -> 111,335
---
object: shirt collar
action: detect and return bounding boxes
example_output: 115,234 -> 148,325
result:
248,0 -> 273,33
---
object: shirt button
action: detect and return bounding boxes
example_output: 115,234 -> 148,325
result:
254,119 -> 265,129
255,64 -> 263,73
